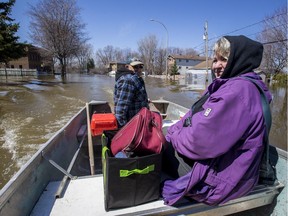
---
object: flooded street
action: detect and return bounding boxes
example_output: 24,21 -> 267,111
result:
0,73 -> 286,189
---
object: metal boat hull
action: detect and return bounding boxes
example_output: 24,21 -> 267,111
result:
0,100 -> 286,216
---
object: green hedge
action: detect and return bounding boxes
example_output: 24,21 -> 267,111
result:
273,73 -> 288,85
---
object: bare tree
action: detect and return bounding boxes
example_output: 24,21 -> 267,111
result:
75,43 -> 93,72
184,48 -> 199,56
257,6 -> 287,74
169,47 -> 198,56
120,48 -> 138,63
154,48 -> 166,75
138,35 -> 158,75
95,45 -> 118,71
28,0 -> 89,76
95,45 -> 136,73
94,34 -> 199,76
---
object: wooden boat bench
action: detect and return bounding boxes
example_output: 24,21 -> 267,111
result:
31,175 -> 284,216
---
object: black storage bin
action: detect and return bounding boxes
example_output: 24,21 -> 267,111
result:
102,132 -> 162,211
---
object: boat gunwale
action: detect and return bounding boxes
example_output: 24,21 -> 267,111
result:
0,100 -> 111,202
276,147 -> 287,159
0,106 -> 86,209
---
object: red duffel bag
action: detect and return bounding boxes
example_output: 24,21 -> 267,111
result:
111,107 -> 166,156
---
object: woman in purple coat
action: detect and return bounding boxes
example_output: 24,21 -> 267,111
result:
161,35 -> 272,206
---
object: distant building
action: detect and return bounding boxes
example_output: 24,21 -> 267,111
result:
0,45 -> 53,73
183,59 -> 214,90
168,54 -> 208,75
107,61 -> 126,73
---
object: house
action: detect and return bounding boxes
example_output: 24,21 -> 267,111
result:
0,46 -> 53,73
107,61 -> 126,73
168,54 -> 207,75
192,59 -> 213,71
184,59 -> 214,90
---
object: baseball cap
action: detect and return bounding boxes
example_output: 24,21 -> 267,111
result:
127,57 -> 144,66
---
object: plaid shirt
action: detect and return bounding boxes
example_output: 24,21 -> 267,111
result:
114,73 -> 149,127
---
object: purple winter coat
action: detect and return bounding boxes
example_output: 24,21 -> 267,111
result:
162,72 -> 272,205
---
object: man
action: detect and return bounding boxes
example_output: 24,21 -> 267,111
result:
114,58 -> 149,127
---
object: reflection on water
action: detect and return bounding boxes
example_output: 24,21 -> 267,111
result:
0,74 -> 286,189
269,84 -> 287,152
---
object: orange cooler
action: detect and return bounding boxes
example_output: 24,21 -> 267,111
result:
90,113 -> 118,136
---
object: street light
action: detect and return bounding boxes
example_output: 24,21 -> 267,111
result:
150,19 -> 169,78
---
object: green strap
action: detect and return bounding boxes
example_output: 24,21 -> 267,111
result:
102,133 -> 155,178
102,134 -> 109,159
120,165 -> 155,177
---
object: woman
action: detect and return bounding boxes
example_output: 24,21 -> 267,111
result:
161,35 -> 272,205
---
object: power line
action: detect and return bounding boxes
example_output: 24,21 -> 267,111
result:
210,12 -> 286,41
208,20 -> 264,42
262,39 -> 288,45
192,12 -> 286,51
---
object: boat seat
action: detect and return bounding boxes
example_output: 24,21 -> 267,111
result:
170,181 -> 284,216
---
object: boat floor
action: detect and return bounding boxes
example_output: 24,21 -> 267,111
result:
31,175 -> 167,216
31,174 -> 284,216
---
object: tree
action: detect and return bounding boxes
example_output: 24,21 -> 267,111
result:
86,58 -> 95,72
28,0 -> 89,76
257,6 -> 287,74
138,35 -> 158,75
95,45 -> 136,73
169,47 -> 198,56
153,48 -> 166,75
0,0 -> 27,65
170,61 -> 179,79
95,45 -> 119,72
75,43 -> 93,73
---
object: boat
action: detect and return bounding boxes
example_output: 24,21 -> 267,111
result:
0,100 -> 286,216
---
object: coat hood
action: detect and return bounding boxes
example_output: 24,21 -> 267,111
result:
221,35 -> 263,79
115,67 -> 134,81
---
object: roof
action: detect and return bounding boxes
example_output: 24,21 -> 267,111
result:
168,54 -> 206,61
192,59 -> 213,69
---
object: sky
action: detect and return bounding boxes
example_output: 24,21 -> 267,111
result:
11,0 -> 287,54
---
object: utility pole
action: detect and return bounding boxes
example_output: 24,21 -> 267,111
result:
203,21 -> 208,82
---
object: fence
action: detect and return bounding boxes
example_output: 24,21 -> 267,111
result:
0,68 -> 37,76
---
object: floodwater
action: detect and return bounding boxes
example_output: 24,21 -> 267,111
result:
0,73 -> 287,189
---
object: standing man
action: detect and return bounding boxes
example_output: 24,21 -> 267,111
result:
114,58 -> 149,127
